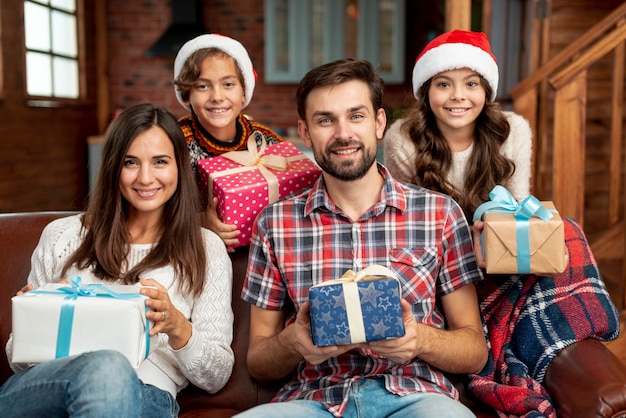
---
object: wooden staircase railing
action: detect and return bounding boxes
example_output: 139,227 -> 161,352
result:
509,2 -> 626,304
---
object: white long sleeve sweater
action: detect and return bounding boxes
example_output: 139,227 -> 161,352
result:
383,111 -> 532,202
6,214 -> 234,398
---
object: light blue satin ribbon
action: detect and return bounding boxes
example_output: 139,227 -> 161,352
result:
472,185 -> 554,273
31,277 -> 150,360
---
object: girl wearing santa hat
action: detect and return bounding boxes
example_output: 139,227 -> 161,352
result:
383,29 -> 532,225
383,30 -> 620,418
173,34 -> 284,248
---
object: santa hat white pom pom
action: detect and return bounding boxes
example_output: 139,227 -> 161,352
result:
174,33 -> 256,110
412,30 -> 499,102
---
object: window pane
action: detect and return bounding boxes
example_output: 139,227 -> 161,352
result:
24,0 -> 80,99
378,0 -> 395,74
344,0 -> 358,58
51,0 -> 76,13
26,52 -> 52,96
53,56 -> 79,98
309,0 -> 325,68
52,11 -> 77,57
265,0 -> 404,83
272,0 -> 289,73
24,2 -> 50,51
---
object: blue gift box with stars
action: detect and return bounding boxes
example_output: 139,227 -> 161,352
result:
309,267 -> 405,347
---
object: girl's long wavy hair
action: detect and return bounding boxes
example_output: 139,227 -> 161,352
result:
401,77 -> 515,220
62,103 -> 207,297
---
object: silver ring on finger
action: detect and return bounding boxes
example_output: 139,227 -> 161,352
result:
162,311 -> 167,321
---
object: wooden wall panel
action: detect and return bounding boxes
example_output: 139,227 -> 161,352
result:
532,0 -> 624,242
0,0 -> 99,212
1,0 -> 623,217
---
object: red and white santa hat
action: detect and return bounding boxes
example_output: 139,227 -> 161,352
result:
412,30 -> 499,102
174,33 -> 257,110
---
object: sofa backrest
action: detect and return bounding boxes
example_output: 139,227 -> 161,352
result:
0,211 -> 78,384
176,246 -> 282,412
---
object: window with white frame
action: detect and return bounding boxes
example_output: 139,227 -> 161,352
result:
24,0 -> 79,99
265,0 -> 405,83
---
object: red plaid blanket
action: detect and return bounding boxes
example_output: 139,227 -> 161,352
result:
468,218 -> 620,417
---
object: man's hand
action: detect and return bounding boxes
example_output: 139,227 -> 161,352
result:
291,302 -> 358,365
247,302 -> 359,382
365,299 -> 419,363
368,288 -> 488,374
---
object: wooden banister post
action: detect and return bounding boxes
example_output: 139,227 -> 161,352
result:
445,0 -> 471,30
552,72 -> 587,226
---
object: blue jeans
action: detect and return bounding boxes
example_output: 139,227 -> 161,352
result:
0,349 -> 179,418
234,378 -> 474,418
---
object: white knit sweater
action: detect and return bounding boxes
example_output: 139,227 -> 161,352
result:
6,214 -> 234,398
383,111 -> 532,202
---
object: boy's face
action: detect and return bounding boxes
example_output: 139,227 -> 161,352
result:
297,79 -> 386,182
187,55 -> 246,142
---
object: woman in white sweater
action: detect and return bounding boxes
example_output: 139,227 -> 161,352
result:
384,30 -> 532,224
1,103 -> 234,417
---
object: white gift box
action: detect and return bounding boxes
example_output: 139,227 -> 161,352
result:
11,280 -> 153,368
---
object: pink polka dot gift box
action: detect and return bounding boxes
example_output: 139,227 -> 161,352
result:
197,138 -> 321,248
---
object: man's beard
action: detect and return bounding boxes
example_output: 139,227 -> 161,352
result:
313,140 -> 377,181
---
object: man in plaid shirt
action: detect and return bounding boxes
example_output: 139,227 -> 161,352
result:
237,59 -> 487,418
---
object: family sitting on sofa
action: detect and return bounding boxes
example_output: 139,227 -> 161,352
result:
0,32 -> 623,418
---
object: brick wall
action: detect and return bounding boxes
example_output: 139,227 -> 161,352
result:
106,0 -> 421,134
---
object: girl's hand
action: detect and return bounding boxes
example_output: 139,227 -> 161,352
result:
139,278 -> 192,350
471,221 -> 486,269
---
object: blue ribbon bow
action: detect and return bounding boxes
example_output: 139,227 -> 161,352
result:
472,185 -> 553,273
31,277 -> 151,360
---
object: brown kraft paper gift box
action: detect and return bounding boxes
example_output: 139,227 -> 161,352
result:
474,186 -> 567,275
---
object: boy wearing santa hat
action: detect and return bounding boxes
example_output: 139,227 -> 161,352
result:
174,34 -> 284,247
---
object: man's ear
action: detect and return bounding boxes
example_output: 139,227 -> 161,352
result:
375,108 -> 387,140
297,120 -> 312,148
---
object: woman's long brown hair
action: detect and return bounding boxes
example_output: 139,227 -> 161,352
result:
401,77 -> 515,220
62,103 -> 207,297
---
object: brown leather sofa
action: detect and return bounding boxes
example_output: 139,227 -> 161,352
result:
2,211 -> 626,417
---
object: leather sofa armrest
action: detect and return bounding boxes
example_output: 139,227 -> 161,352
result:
544,339 -> 626,418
